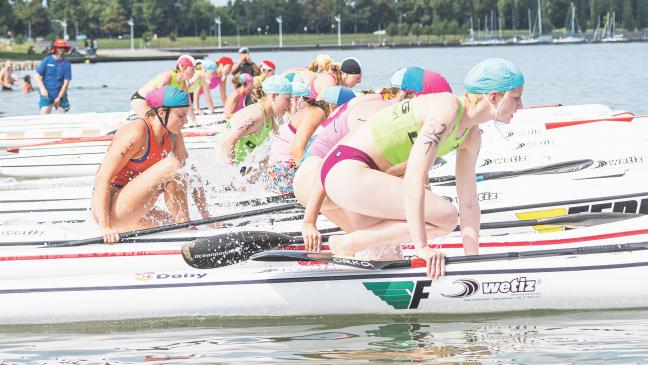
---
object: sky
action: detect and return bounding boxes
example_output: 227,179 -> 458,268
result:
210,0 -> 229,6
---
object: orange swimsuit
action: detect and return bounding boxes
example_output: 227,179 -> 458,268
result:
111,119 -> 172,188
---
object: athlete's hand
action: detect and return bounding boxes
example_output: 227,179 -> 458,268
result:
102,227 -> 120,244
40,88 -> 48,98
53,97 -> 61,107
302,223 -> 322,252
416,245 -> 445,280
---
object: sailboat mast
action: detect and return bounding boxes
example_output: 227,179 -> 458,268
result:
538,0 -> 543,35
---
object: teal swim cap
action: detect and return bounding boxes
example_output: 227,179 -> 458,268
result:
200,59 -> 217,72
262,75 -> 292,95
291,80 -> 310,97
464,58 -> 524,94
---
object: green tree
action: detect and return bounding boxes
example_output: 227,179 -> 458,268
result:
386,22 -> 398,35
100,0 -> 128,36
621,0 -> 635,29
0,0 -> 13,35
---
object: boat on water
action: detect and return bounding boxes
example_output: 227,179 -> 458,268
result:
553,2 -> 585,44
1,215 -> 648,324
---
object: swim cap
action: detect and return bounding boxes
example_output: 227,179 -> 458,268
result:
320,86 -> 356,105
464,58 -> 524,94
217,56 -> 233,65
283,71 -> 296,82
237,73 -> 254,85
238,47 -> 250,54
390,67 -> 407,88
199,59 -> 217,72
260,60 -> 276,71
291,80 -> 310,97
401,67 -> 452,95
262,75 -> 292,95
341,57 -> 362,75
176,55 -> 195,68
146,86 -> 190,109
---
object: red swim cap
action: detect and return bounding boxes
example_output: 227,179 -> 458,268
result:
176,55 -> 195,68
217,56 -> 233,65
260,60 -> 276,70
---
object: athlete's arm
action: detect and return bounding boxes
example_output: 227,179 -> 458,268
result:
292,108 -> 325,165
455,127 -> 481,255
302,169 -> 327,252
224,92 -> 238,119
219,77 -> 228,105
404,95 -> 458,279
219,108 -> 260,164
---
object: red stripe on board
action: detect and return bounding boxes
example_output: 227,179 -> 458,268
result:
10,131 -> 217,152
0,249 -> 182,262
292,228 -> 648,251
3,228 -> 648,263
545,115 -> 644,130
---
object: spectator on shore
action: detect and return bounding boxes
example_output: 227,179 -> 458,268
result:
34,39 -> 72,114
0,60 -> 17,90
232,47 -> 260,78
21,75 -> 33,93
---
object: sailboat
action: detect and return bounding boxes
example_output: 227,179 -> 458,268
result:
601,11 -> 628,42
554,2 -> 585,43
517,0 -> 553,44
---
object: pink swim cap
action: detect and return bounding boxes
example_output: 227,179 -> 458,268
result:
401,67 -> 452,95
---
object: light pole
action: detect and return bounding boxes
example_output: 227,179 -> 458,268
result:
276,16 -> 283,48
215,17 -> 222,49
334,14 -> 341,46
54,19 -> 68,40
127,17 -> 134,51
27,20 -> 32,41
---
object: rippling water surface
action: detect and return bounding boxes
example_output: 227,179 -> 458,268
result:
2,43 -> 648,364
2,311 -> 648,364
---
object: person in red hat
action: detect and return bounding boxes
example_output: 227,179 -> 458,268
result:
34,39 -> 72,114
253,59 -> 276,89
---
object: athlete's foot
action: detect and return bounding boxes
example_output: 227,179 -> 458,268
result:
327,234 -> 357,258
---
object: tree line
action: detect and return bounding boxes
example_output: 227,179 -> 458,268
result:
1,0 -> 647,41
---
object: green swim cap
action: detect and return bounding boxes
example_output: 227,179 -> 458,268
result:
464,58 -> 524,94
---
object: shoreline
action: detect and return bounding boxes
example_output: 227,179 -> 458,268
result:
2,37 -> 647,64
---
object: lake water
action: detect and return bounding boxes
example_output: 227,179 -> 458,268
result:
2,42 -> 648,117
2,43 -> 648,364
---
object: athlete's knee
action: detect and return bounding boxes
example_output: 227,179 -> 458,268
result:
428,203 -> 458,232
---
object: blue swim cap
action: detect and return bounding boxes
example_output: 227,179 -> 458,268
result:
320,86 -> 356,105
200,59 -> 217,72
283,71 -> 297,82
291,80 -> 310,97
464,58 -> 524,94
390,67 -> 407,88
146,86 -> 190,109
262,75 -> 292,95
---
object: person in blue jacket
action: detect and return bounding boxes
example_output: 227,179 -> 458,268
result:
35,39 -> 72,114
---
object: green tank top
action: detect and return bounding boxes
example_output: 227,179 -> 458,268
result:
168,71 -> 202,94
368,98 -> 466,165
231,104 -> 273,165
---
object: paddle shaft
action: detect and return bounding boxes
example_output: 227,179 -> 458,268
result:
47,203 -> 300,247
429,159 -> 593,184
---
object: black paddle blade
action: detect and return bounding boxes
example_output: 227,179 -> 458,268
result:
182,231 -> 295,269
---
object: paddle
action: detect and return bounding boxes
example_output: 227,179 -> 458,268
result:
251,241 -> 648,270
181,212 -> 640,269
429,159 -> 593,185
45,203 -> 300,248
